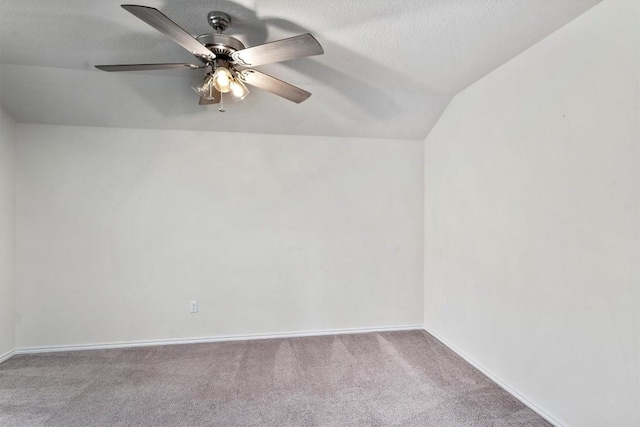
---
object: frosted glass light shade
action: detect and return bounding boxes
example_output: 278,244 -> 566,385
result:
230,78 -> 249,100
212,67 -> 233,93
192,74 -> 217,100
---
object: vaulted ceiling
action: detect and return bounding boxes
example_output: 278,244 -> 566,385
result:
0,0 -> 600,139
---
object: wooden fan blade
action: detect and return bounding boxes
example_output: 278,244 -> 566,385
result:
121,5 -> 214,61
231,34 -> 323,67
199,89 -> 221,105
238,70 -> 311,103
95,63 -> 204,72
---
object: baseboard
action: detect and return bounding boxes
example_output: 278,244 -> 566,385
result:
14,324 -> 423,355
423,327 -> 562,427
10,324 -> 558,425
0,349 -> 16,364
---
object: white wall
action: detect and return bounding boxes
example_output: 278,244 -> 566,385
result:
0,107 -> 17,358
15,125 -> 424,348
424,1 -> 639,426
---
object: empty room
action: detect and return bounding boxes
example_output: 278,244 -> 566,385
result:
0,0 -> 638,426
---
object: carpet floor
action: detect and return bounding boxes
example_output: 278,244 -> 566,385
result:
0,330 -> 550,426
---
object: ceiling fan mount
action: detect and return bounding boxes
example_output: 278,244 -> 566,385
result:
207,11 -> 231,33
95,4 -> 324,110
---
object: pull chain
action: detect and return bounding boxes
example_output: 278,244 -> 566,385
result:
219,92 -> 225,113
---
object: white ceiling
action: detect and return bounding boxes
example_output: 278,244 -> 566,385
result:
0,0 -> 600,140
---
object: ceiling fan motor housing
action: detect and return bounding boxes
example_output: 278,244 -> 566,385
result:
196,34 -> 245,62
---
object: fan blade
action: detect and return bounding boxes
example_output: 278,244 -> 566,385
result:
238,70 -> 311,103
199,90 -> 221,105
95,63 -> 204,72
121,5 -> 214,61
231,34 -> 323,67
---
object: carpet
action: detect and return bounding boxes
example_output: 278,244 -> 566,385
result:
0,330 -> 550,426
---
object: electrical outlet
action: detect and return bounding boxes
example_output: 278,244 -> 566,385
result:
190,300 -> 198,313
444,302 -> 448,315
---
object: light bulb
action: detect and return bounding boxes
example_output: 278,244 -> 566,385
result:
212,67 -> 233,93
230,78 -> 249,100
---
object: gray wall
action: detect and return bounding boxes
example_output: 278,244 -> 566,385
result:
0,107 -> 16,358
16,126 -> 424,348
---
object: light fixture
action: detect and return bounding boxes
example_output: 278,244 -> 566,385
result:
192,66 -> 249,109
212,66 -> 233,93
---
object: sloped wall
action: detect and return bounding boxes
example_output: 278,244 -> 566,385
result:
423,1 -> 639,425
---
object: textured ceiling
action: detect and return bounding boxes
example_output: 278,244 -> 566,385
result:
0,0 -> 600,139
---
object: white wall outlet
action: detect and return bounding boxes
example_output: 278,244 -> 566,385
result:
190,300 -> 198,313
444,302 -> 448,315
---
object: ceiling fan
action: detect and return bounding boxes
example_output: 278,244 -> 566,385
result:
95,5 -> 324,111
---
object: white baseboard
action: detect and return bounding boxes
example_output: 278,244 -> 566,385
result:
14,324 -> 423,355
422,327 -> 562,427
0,349 -> 15,364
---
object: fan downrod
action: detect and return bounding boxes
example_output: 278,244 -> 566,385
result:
207,11 -> 231,33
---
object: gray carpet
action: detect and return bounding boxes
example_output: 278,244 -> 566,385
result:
0,330 -> 550,426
